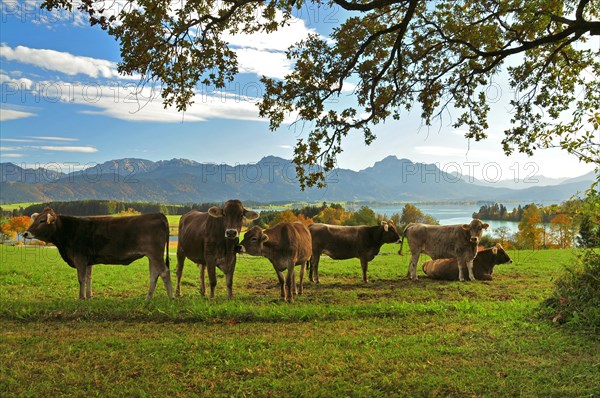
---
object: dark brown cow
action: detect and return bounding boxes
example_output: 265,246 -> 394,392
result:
22,207 -> 172,300
308,221 -> 400,283
238,222 -> 312,303
400,219 -> 490,281
175,200 -> 258,299
422,243 -> 512,281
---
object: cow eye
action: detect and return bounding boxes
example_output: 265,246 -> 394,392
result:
250,237 -> 258,242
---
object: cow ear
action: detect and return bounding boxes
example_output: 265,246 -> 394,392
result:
244,210 -> 259,221
492,246 -> 498,255
461,224 -> 470,230
483,223 -> 490,229
30,213 -> 39,222
261,233 -> 269,242
208,207 -> 223,218
381,221 -> 389,232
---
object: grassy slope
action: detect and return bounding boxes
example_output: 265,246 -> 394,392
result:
1,244 -> 598,397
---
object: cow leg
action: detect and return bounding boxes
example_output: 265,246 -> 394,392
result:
207,263 -> 217,299
225,271 -> 234,299
159,261 -> 173,299
275,269 -> 285,300
408,253 -> 420,280
311,254 -> 321,284
75,262 -> 88,300
85,265 -> 93,299
147,260 -> 161,300
360,258 -> 369,283
457,258 -> 466,282
298,262 -> 306,295
466,258 -> 476,281
175,249 -> 186,297
285,263 -> 295,303
199,263 -> 206,296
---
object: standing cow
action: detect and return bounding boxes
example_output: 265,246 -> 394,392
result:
422,243 -> 512,281
175,199 -> 258,299
238,222 -> 312,303
22,207 -> 172,300
308,221 -> 400,283
400,219 -> 489,281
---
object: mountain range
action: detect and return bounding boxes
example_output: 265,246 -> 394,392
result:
0,156 -> 595,204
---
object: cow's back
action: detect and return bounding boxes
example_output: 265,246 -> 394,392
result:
62,213 -> 169,265
309,223 -> 363,259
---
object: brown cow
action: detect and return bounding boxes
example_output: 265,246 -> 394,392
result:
175,200 -> 258,299
399,219 -> 490,281
22,207 -> 172,300
422,243 -> 513,281
238,222 -> 312,303
308,221 -> 400,283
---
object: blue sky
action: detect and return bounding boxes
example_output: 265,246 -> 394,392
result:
1,1 -> 596,183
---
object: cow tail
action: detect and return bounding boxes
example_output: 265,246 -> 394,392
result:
165,223 -> 171,269
398,224 -> 410,256
165,240 -> 170,269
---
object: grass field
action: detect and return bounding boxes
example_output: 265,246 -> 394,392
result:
1,244 -> 598,397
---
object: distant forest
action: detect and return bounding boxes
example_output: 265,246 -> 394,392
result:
472,202 -> 582,223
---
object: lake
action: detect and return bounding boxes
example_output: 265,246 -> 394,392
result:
369,203 -> 526,234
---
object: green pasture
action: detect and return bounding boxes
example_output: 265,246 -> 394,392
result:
1,244 -> 598,397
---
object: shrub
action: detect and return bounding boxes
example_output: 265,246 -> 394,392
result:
541,249 -> 600,334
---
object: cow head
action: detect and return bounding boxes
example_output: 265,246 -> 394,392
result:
492,243 -> 513,264
237,226 -> 267,256
208,199 -> 259,240
461,219 -> 489,244
381,221 -> 401,243
22,207 -> 58,241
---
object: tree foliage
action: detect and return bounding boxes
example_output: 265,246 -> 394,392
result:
42,0 -> 600,189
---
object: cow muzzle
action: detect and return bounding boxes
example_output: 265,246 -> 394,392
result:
235,245 -> 246,254
470,237 -> 479,243
22,231 -> 33,239
225,229 -> 239,239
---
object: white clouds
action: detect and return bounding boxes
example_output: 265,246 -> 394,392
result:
0,73 -> 34,89
0,153 -> 25,158
0,44 -> 124,79
225,14 -> 316,52
0,108 -> 36,121
31,146 -> 98,153
29,136 -> 79,142
235,48 -> 292,79
77,87 -> 264,123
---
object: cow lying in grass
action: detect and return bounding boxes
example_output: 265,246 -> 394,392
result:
422,243 -> 512,281
238,222 -> 311,303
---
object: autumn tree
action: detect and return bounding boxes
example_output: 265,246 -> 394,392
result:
5,216 -> 31,243
0,222 -> 14,243
549,213 -> 575,248
344,206 -> 378,226
314,207 -> 347,225
42,0 -> 600,188
399,203 -> 439,227
517,204 -> 544,249
493,225 -> 512,247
